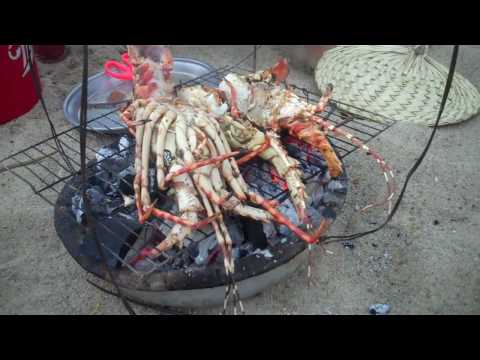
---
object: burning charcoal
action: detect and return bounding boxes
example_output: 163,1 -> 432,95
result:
195,236 -> 218,265
369,304 -> 391,315
71,194 -> 85,224
327,180 -> 347,194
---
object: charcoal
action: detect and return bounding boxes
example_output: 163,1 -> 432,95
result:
241,218 -> 266,249
309,183 -> 325,208
71,194 -> 85,224
187,243 -> 199,259
194,236 -> 218,265
181,250 -> 193,267
118,136 -> 131,156
172,256 -> 184,269
306,206 -> 323,228
327,180 -> 348,194
93,169 -> 113,193
239,242 -> 255,256
276,199 -> 300,237
134,259 -> 156,272
232,247 -> 242,260
320,171 -> 331,185
95,146 -> 115,164
117,170 -> 135,196
80,217 -> 140,269
321,191 -> 342,208
262,222 -> 278,240
87,186 -> 106,204
68,132 -> 348,274
106,195 -> 129,214
96,145 -> 131,174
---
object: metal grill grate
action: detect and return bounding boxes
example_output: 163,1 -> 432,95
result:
0,47 -> 396,273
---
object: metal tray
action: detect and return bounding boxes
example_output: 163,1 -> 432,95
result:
63,58 -> 217,134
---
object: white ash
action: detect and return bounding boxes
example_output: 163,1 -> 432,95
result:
262,222 -> 278,240
71,194 -> 84,224
118,136 -> 130,155
270,198 -> 322,237
253,248 -> 274,259
95,146 -> 115,164
326,179 -> 347,194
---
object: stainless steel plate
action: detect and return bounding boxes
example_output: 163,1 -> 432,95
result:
63,58 -> 217,134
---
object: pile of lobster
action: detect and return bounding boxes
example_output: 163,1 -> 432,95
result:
120,45 -> 395,312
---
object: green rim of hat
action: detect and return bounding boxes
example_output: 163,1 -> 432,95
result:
314,45 -> 480,126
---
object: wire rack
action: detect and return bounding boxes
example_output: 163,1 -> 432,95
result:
0,46 -> 396,274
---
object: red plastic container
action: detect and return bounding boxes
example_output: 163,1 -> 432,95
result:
0,45 -> 40,125
33,45 -> 66,63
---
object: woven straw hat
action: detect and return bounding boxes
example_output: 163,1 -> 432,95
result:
314,45 -> 480,126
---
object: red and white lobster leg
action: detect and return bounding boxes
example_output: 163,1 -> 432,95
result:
199,136 -> 273,223
193,112 -> 248,201
131,161 -> 216,265
140,103 -> 168,210
313,114 -> 396,213
311,82 -> 396,213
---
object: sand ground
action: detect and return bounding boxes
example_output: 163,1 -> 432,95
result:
0,45 -> 479,315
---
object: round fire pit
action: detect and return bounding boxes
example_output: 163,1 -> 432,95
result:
54,136 -> 348,308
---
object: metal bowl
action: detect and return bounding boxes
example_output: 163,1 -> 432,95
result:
63,58 -> 217,134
